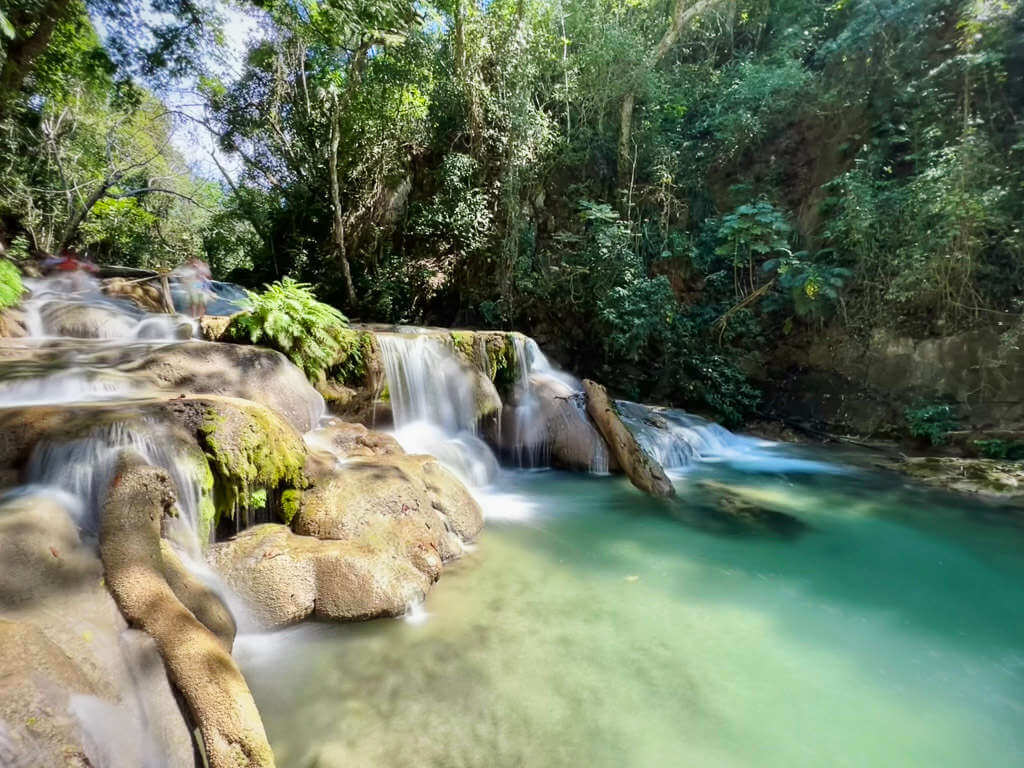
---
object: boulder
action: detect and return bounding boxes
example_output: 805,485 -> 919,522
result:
198,314 -> 234,342
531,374 -> 613,472
304,420 -> 404,459
208,524 -> 433,626
0,307 -> 27,338
0,492 -> 194,768
212,453 -> 483,628
583,379 -> 674,497
132,341 -> 324,433
37,302 -> 139,338
102,277 -> 167,313
293,453 -> 483,546
101,454 -> 275,768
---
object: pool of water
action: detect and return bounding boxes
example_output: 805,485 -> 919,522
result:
237,460 -> 1024,768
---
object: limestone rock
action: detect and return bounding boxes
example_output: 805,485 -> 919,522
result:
305,420 -> 404,459
134,341 -> 323,433
208,524 -> 432,626
583,379 -> 674,498
293,453 -> 483,546
37,302 -> 139,338
898,456 -> 1024,505
0,307 -> 27,338
101,455 -> 275,768
531,374 -> 613,471
102,277 -> 167,313
0,492 -> 194,768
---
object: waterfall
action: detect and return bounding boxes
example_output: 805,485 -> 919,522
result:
22,275 -> 196,341
505,335 -> 610,473
24,421 -> 208,554
376,332 -> 499,485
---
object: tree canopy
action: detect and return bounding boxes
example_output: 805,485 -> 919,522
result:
1,0 -> 1022,423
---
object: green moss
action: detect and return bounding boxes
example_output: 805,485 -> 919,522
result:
487,333 -> 520,397
198,401 -> 308,527
280,489 -> 303,525
249,487 -> 268,510
379,384 -> 390,403
450,331 -> 476,364
330,329 -> 374,386
0,260 -> 23,311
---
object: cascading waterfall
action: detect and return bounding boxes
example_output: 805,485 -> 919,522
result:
615,400 -> 844,476
22,275 -> 196,341
506,335 -> 610,473
376,332 -> 499,485
24,420 -> 208,554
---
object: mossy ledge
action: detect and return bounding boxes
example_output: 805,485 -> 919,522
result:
196,399 -> 309,529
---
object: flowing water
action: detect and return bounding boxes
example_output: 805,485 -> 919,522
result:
3,277 -> 1023,767
237,458 -> 1024,768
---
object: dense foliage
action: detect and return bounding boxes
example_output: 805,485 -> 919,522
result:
0,259 -> 23,310
1,0 -> 1022,424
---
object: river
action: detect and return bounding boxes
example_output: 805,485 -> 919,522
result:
238,459 -> 1024,767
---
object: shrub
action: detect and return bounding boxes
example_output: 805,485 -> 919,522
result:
904,402 -> 957,446
0,259 -> 23,311
972,439 -> 1024,461
229,277 -> 350,381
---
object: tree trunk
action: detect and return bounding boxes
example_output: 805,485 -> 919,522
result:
617,0 -> 721,189
57,172 -> 120,253
0,0 -> 72,115
326,44 -> 371,307
329,102 -> 356,306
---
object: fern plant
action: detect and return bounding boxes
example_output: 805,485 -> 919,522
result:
0,259 -> 23,311
229,278 -> 351,381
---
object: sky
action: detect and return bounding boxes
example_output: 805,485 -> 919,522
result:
164,4 -> 263,180
95,1 -> 264,181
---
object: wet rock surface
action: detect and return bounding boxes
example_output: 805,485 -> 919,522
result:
0,493 -> 194,768
584,379 -> 674,497
895,457 -> 1024,505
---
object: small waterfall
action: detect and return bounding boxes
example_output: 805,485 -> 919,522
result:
376,333 -> 499,485
613,400 -> 826,476
505,335 -> 610,473
22,275 -> 195,341
376,333 -> 479,433
25,421 -> 208,553
0,367 -> 149,407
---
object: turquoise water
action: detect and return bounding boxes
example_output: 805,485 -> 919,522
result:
237,457 -> 1024,767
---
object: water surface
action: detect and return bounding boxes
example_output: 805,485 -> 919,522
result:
238,461 -> 1024,768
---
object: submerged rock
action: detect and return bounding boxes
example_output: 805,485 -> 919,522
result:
696,480 -> 809,536
584,379 -> 674,497
0,493 -> 194,768
897,457 -> 1024,505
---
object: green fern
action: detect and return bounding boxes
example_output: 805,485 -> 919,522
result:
229,278 -> 350,381
0,260 -> 23,311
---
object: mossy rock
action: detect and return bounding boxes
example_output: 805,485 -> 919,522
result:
197,399 -> 309,529
330,328 -> 376,387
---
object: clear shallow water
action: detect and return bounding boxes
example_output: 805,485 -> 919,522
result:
237,461 -> 1024,768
